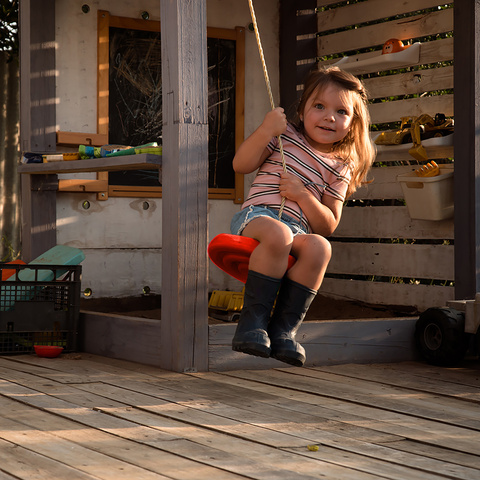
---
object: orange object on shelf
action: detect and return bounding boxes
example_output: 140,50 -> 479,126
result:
382,38 -> 409,54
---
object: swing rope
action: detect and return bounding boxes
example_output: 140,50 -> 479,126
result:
247,0 -> 287,219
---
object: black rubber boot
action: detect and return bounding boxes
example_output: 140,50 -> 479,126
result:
232,270 -> 281,358
268,278 -> 317,367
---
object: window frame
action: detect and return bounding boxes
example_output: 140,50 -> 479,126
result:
97,10 -> 245,203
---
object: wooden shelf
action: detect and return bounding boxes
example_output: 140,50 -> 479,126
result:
373,134 -> 454,163
18,153 -> 162,175
333,43 -> 421,75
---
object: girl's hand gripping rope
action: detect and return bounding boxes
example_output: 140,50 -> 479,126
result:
260,107 -> 287,138
279,172 -> 311,203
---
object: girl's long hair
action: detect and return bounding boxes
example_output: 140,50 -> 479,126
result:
294,66 -> 375,197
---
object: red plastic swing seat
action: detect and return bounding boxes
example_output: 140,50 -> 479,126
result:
208,233 -> 296,283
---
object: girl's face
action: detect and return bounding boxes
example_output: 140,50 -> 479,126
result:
300,83 -> 354,153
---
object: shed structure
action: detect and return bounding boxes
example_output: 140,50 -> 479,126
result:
16,0 -> 479,371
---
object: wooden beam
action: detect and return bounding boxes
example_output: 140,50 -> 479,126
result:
160,0 -> 209,372
279,0 -> 317,119
454,0 -> 480,299
18,154 -> 162,175
19,0 -> 57,261
279,0 -> 300,118
56,131 -> 108,147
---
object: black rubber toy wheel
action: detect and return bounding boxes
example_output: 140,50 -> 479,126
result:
415,307 -> 469,366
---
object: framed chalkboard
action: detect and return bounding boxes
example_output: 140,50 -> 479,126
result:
97,11 -> 245,202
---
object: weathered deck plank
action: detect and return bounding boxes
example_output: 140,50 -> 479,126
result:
0,354 -> 479,480
314,362 -> 480,403
220,368 -> 480,455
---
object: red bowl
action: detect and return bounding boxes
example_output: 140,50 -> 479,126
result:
34,345 -> 64,358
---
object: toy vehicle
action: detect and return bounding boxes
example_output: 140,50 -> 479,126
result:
375,113 -> 454,162
415,296 -> 480,366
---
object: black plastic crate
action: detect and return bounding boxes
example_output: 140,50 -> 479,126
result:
0,263 -> 82,354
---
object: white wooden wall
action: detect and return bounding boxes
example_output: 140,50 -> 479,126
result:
317,0 -> 454,311
53,0 -> 279,298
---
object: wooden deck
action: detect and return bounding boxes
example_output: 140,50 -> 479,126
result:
0,354 -> 479,479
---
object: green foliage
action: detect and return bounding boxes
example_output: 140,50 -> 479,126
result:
1,235 -> 20,262
0,0 -> 18,62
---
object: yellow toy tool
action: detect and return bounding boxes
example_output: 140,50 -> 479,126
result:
375,113 -> 454,162
415,160 -> 440,177
408,114 -> 440,162
408,114 -> 454,162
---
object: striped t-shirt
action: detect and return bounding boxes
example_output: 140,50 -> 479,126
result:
242,123 -> 352,233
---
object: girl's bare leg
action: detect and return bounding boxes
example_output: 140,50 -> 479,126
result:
241,216 -> 294,279
288,234 -> 332,290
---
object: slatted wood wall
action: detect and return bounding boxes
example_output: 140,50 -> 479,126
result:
313,1 -> 455,312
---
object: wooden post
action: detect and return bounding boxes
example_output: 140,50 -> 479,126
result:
160,0 -> 209,371
19,0 -> 57,261
454,0 -> 480,299
279,0 -> 317,118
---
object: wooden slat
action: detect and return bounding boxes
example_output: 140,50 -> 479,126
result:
372,139 -> 454,165
418,35 -> 454,64
0,437 -> 97,480
58,178 -> 109,193
334,206 -> 454,240
209,317 -> 418,370
318,8 -> 453,57
315,363 -> 480,403
317,0 -> 450,33
352,165 -> 414,200
328,242 -> 454,280
320,37 -> 453,73
56,131 -> 109,147
321,277 -> 454,310
17,154 -> 162,175
371,361 -> 480,390
82,312 -> 163,366
277,367 -> 480,427
363,66 -> 453,100
369,94 -> 454,125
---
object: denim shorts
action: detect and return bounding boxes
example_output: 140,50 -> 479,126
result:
230,205 -> 307,236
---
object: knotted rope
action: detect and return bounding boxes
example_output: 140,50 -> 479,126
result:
247,0 -> 287,219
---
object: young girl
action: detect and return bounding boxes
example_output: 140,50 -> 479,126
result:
230,66 -> 375,367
